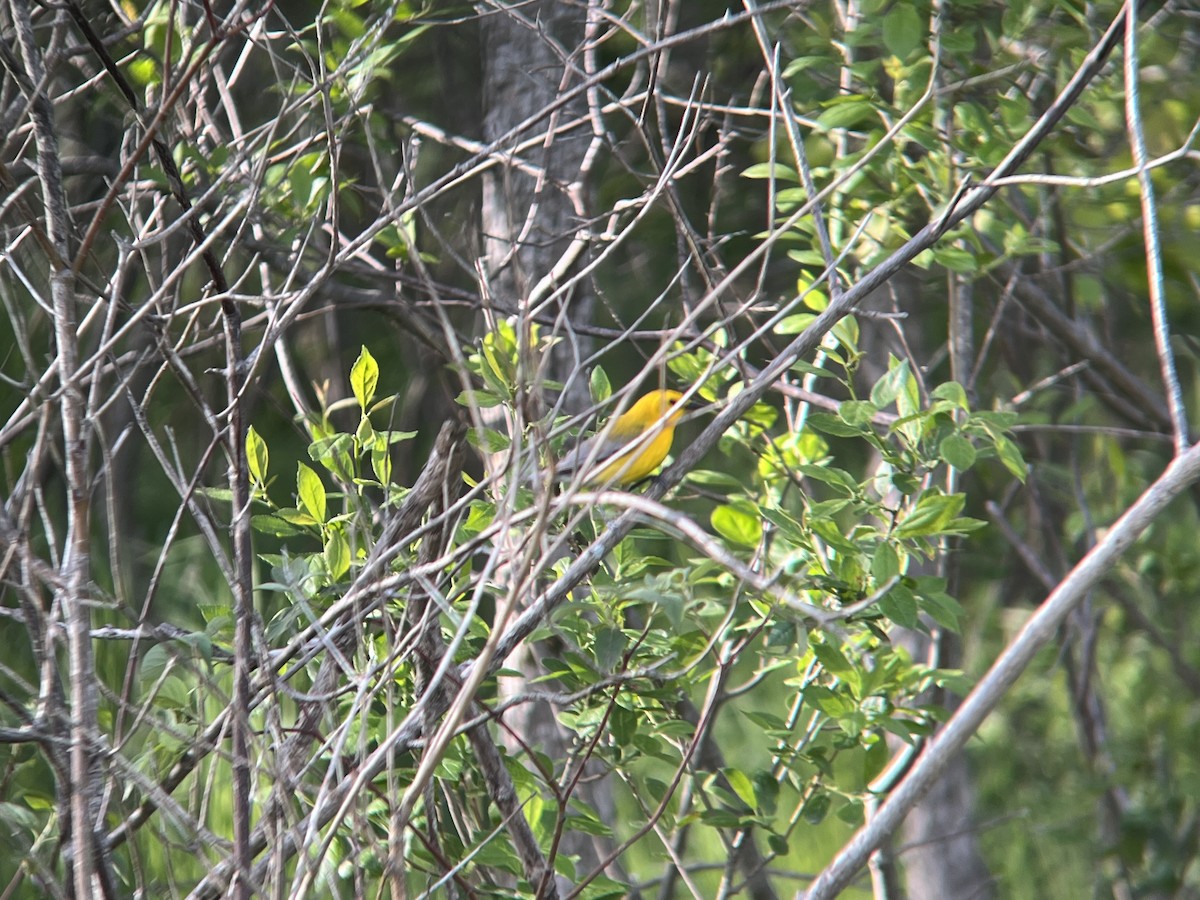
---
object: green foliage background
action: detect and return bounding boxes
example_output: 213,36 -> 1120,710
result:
0,0 -> 1198,897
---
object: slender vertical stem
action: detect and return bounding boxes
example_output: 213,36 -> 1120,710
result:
9,0 -> 95,894
1124,1 -> 1187,452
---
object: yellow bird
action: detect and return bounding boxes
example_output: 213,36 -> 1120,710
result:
554,389 -> 689,486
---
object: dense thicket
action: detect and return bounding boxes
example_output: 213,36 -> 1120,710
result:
1,1 -> 1198,897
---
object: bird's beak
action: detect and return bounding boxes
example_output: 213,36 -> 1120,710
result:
679,396 -> 710,423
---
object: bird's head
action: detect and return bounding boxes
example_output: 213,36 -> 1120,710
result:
634,389 -> 688,425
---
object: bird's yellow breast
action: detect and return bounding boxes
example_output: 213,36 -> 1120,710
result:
555,389 -> 687,486
586,425 -> 677,485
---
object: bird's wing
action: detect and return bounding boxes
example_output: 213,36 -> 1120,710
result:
556,429 -> 632,477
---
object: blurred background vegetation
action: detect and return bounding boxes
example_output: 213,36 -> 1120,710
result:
1,0 -> 1199,897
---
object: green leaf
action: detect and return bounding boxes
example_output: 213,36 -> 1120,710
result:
246,425 -> 268,485
742,710 -> 790,733
798,464 -> 859,495
803,791 -> 831,824
297,463 -> 326,524
788,247 -> 828,266
944,516 -> 987,535
251,514 -> 305,537
127,56 -> 159,87
722,768 -> 757,809
0,801 -> 39,834
712,504 -> 763,547
742,162 -> 798,181
768,618 -> 806,651
140,643 -> 172,685
289,164 -> 312,210
878,582 -> 919,628
839,400 -> 878,428
914,576 -> 965,630
324,527 -> 350,580
993,433 -> 1027,481
831,315 -> 859,354
594,627 -> 625,672
809,498 -> 852,520
276,507 -> 319,528
371,435 -> 393,484
762,506 -> 805,539
810,516 -> 859,554
382,429 -> 418,445
782,56 -> 825,78
478,342 -> 513,399
816,97 -> 875,131
870,358 -> 912,409
882,5 -> 923,58
355,415 -> 375,446
699,807 -> 747,829
787,360 -> 835,381
811,639 -> 854,677
807,412 -> 866,437
775,313 -> 816,335
309,433 -> 355,482
931,245 -> 979,273
152,676 -> 193,710
895,492 -> 965,538
608,703 -> 636,747
939,434 -> 977,470
753,772 -> 780,815
590,367 -> 611,403
575,874 -> 632,899
350,346 -> 379,410
743,400 -> 778,429
801,287 -> 830,312
551,849 -> 579,882
931,381 -> 969,409
836,798 -> 865,826
455,389 -> 505,409
466,427 -> 511,453
895,376 -> 922,435
871,543 -> 900,582
178,631 -> 212,665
